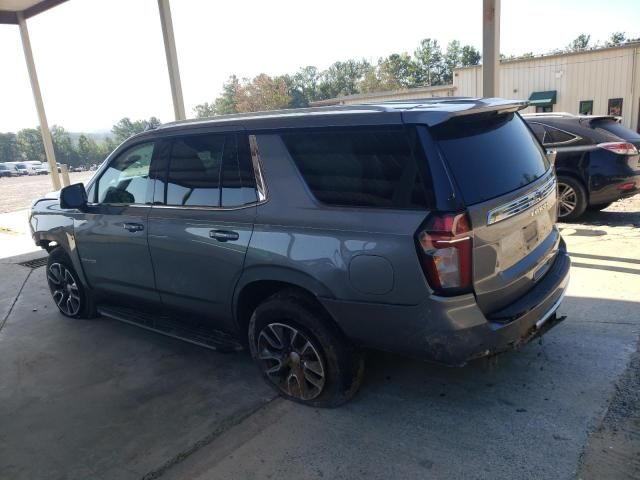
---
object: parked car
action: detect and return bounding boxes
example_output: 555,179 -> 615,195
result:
5,162 -> 29,175
523,113 -> 640,220
23,160 -> 45,175
0,163 -> 19,177
30,99 -> 570,407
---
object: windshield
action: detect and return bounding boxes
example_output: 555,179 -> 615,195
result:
432,112 -> 550,205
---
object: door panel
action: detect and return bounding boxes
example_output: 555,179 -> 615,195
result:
75,205 -> 159,303
147,130 -> 257,328
148,207 -> 255,325
74,141 -> 159,303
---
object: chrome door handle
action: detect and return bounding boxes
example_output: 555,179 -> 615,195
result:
123,223 -> 144,232
209,230 -> 239,242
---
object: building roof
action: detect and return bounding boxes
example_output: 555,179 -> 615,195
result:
454,40 -> 640,70
0,0 -> 66,24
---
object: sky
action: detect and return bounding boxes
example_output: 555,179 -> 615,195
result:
1,0 -> 639,133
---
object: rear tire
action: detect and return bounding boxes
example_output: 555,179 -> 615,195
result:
46,248 -> 96,319
248,290 -> 364,408
587,202 -> 614,211
557,176 -> 587,221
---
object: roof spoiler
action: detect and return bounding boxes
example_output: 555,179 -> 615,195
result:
578,115 -> 622,126
402,98 -> 528,126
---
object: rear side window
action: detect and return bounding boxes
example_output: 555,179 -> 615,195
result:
281,127 -> 430,209
164,133 -> 257,208
432,113 -> 550,205
545,126 -> 577,144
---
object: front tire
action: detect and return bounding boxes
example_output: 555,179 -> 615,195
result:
248,291 -> 364,408
557,176 -> 587,221
46,248 -> 95,318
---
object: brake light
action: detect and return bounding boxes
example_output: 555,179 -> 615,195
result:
416,212 -> 472,295
618,182 -> 636,191
597,142 -> 638,155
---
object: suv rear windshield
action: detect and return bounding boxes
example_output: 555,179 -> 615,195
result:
592,119 -> 640,143
432,112 -> 550,205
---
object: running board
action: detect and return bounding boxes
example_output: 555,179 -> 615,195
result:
97,305 -> 243,353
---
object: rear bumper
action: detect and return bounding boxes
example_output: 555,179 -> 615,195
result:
321,244 -> 571,366
589,170 -> 640,205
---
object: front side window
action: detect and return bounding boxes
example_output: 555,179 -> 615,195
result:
97,142 -> 154,204
281,127 -> 430,209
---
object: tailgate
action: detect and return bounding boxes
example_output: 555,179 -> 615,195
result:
467,173 -> 560,313
431,111 -> 559,314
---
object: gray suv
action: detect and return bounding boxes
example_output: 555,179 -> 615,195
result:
30,99 -> 570,407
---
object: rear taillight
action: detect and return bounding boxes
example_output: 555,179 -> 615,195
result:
416,212 -> 472,295
597,142 -> 639,155
618,181 -> 636,191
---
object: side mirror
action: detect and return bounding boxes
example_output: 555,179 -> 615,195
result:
60,183 -> 88,210
546,149 -> 557,166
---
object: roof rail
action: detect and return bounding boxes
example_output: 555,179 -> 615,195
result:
157,104 -> 391,129
521,112 -> 576,118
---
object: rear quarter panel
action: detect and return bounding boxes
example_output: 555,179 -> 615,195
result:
243,134 -> 431,306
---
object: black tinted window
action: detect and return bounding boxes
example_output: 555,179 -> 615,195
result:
528,122 -> 547,144
281,127 -> 429,209
166,135 -> 225,207
221,135 -> 258,207
164,133 -> 257,208
433,113 -> 550,205
545,126 -> 576,144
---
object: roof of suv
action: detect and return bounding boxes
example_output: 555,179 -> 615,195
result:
144,97 -> 528,136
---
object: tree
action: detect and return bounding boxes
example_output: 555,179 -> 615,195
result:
50,125 -> 80,166
441,40 -> 461,84
379,53 -> 419,89
414,38 -> 443,85
194,102 -> 217,118
460,45 -> 481,66
606,32 -> 626,46
16,128 -> 45,162
111,117 -> 161,143
235,74 -> 291,113
0,132 -> 20,163
318,60 -> 371,99
567,34 -> 590,52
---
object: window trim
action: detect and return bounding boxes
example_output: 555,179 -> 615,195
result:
92,140 -> 156,206
150,132 -> 268,212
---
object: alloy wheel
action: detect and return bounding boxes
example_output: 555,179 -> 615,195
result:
257,322 -> 326,401
47,263 -> 81,316
557,182 -> 577,218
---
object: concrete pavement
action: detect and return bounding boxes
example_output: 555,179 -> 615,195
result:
0,210 -> 639,480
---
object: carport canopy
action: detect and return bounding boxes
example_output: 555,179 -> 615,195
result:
528,90 -> 557,107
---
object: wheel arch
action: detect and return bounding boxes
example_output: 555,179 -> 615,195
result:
232,266 -> 339,342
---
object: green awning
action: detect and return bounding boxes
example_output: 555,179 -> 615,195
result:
528,91 -> 557,106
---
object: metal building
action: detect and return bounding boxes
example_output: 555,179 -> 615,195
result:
454,42 -> 640,131
313,42 -> 640,132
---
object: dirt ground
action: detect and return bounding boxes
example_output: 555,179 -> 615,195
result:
0,171 -> 95,214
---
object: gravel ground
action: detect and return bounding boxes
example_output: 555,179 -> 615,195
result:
0,171 -> 95,214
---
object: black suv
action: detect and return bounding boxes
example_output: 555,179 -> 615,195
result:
523,114 -> 640,220
31,99 -> 570,407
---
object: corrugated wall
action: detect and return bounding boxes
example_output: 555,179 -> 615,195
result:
454,45 -> 640,130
